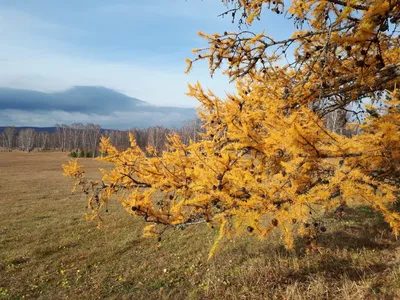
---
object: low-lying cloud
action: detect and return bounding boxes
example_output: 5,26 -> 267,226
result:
0,86 -> 145,114
0,2 -> 235,129
0,108 -> 198,129
0,86 -> 198,129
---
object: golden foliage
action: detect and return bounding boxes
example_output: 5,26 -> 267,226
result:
63,0 -> 400,257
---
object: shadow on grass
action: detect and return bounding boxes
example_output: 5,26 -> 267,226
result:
280,256 -> 390,286
317,206 -> 395,250
220,205 -> 399,289
33,240 -> 81,258
317,229 -> 390,251
113,239 -> 142,256
89,205 -> 400,299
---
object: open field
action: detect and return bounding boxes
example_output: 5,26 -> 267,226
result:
0,152 -> 400,299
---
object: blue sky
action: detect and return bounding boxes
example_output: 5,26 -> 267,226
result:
0,0 -> 293,127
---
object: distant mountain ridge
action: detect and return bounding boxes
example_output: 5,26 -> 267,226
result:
0,126 -> 117,133
0,86 -> 198,128
0,86 -> 146,113
0,126 -> 58,133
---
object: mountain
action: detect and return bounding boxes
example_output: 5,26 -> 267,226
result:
0,126 -> 120,134
0,86 -> 198,128
0,86 -> 146,113
0,126 -> 58,133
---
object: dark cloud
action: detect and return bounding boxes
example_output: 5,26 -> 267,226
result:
0,86 -> 198,128
0,86 -> 146,114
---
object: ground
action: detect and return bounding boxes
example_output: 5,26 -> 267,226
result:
0,152 -> 399,299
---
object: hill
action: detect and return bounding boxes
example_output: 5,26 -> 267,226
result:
0,86 -> 197,128
0,126 -> 58,133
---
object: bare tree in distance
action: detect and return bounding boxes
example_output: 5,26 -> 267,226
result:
3,127 -> 17,151
18,128 -> 36,152
1,121 -> 207,154
179,118 -> 204,144
70,123 -> 84,152
103,129 -> 130,151
146,126 -> 172,154
36,131 -> 50,151
325,110 -> 349,135
86,124 -> 101,157
55,124 -> 69,152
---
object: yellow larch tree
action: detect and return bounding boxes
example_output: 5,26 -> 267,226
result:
63,0 -> 400,256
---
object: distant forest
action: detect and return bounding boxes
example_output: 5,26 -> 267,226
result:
0,120 -> 203,157
0,109 -> 348,156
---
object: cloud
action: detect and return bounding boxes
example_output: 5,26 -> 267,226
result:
0,84 -> 201,129
0,6 -> 234,109
0,7 -> 87,52
0,86 -> 142,113
0,1 -> 247,129
0,51 -> 233,107
0,109 -> 198,129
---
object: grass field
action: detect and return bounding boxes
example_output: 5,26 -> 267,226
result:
0,152 -> 399,299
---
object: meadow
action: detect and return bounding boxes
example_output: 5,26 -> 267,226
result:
0,152 -> 399,299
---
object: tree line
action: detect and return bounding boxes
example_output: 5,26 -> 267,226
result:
0,119 -> 203,156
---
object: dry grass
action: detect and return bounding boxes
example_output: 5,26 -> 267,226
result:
0,152 -> 399,299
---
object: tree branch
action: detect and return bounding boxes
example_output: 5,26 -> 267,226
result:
326,0 -> 368,10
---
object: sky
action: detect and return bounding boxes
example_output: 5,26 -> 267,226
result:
0,0 -> 293,128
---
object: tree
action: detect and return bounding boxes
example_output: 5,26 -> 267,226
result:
36,131 -> 50,151
325,109 -> 349,135
103,129 -> 131,151
147,126 -> 172,154
70,123 -> 84,152
64,0 -> 400,256
179,118 -> 204,144
55,124 -> 68,152
3,127 -> 17,150
85,124 -> 101,157
18,128 -> 36,152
